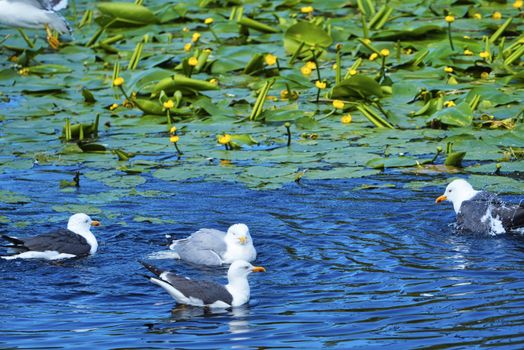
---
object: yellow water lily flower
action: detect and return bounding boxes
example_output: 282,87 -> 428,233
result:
492,11 -> 502,19
315,81 -> 326,89
341,114 -> 352,124
369,53 -> 379,61
170,135 -> 180,143
300,66 -> 312,76
332,100 -> 345,109
204,18 -> 214,25
218,134 -> 232,144
300,6 -> 314,14
170,126 -> 177,134
444,66 -> 454,73
191,32 -> 201,43
445,15 -> 455,23
188,57 -> 198,66
113,77 -> 124,86
305,61 -> 316,69
380,49 -> 390,57
265,54 -> 277,66
164,100 -> 175,109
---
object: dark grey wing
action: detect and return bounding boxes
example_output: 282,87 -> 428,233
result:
162,272 -> 233,305
171,229 -> 227,266
492,204 -> 524,230
457,192 -> 493,233
458,192 -> 524,233
22,229 -> 90,256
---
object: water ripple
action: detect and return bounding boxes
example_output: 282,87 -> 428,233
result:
1,174 -> 524,348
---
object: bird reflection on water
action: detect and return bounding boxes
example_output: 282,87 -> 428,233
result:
144,304 -> 252,341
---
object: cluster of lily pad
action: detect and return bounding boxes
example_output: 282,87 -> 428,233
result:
0,0 -> 523,195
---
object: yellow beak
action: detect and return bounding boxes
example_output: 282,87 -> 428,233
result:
91,220 -> 101,227
238,236 -> 247,245
252,266 -> 266,273
435,195 -> 447,204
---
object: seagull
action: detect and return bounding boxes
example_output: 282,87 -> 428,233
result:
436,178 -> 524,234
0,0 -> 70,49
141,260 -> 266,308
169,224 -> 257,266
1,213 -> 100,260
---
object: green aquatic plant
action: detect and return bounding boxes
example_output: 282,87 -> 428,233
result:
0,0 -> 523,192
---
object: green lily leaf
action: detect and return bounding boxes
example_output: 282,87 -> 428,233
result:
284,21 -> 332,54
331,76 -> 384,99
431,103 -> 473,127
28,64 -> 72,75
152,75 -> 219,96
97,3 -> 158,25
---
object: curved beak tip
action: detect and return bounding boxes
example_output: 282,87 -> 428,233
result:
91,220 -> 101,227
435,195 -> 447,204
252,266 -> 266,273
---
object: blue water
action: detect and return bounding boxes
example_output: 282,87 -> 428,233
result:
1,169 -> 524,349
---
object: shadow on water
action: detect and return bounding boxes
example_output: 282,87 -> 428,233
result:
1,170 -> 524,348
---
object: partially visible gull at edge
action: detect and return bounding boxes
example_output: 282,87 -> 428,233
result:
162,224 -> 257,266
141,260 -> 266,308
1,213 -> 100,260
436,178 -> 524,234
0,0 -> 70,47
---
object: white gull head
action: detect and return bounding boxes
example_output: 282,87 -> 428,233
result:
67,213 -> 100,254
436,179 -> 479,214
226,260 -> 266,307
223,224 -> 257,263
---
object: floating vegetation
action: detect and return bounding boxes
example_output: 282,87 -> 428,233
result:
0,0 -> 523,195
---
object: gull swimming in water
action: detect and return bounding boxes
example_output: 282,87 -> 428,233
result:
168,224 -> 257,266
1,213 -> 101,260
141,260 -> 266,308
0,0 -> 70,48
436,179 -> 524,234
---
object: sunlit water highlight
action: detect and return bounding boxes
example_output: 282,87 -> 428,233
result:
1,169 -> 524,349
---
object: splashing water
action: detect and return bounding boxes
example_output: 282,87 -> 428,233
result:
480,204 -> 506,236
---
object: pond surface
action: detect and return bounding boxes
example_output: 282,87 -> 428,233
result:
1,170 -> 524,349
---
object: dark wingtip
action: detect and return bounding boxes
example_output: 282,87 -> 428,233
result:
139,260 -> 163,277
1,235 -> 24,246
140,274 -> 153,280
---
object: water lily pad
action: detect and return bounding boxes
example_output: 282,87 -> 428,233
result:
284,21 -> 332,55
97,3 -> 158,25
430,103 -> 473,127
331,76 -> 384,100
0,190 -> 31,204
